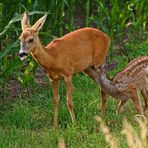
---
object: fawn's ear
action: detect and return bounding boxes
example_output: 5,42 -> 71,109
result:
21,12 -> 29,31
106,62 -> 118,71
32,13 -> 47,32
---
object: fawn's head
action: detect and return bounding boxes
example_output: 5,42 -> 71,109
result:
19,12 -> 47,60
98,62 -> 118,74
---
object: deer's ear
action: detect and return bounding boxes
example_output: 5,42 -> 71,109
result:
107,62 -> 118,71
32,13 -> 47,32
21,12 -> 29,31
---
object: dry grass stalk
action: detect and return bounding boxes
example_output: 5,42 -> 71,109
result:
96,116 -> 148,148
95,116 -> 119,148
58,138 -> 66,148
136,117 -> 148,148
122,117 -> 147,148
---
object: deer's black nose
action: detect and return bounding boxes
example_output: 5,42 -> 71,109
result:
18,52 -> 28,58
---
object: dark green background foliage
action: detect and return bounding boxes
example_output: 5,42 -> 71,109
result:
0,1 -> 147,147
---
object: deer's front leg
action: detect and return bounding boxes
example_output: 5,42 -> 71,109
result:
51,79 -> 59,128
101,90 -> 108,117
65,76 -> 76,125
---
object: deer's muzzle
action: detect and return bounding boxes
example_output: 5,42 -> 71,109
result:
18,52 -> 28,60
19,41 -> 28,60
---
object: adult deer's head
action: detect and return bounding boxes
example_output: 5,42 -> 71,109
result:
19,12 -> 47,60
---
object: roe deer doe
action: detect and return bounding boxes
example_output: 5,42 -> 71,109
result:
18,12 -> 110,127
97,56 -> 148,116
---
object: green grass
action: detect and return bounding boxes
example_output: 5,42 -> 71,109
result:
0,40 -> 148,147
0,76 -> 146,148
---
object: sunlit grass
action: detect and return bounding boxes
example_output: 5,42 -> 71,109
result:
0,40 -> 147,147
0,67 -> 147,147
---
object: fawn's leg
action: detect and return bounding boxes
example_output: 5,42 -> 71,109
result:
65,76 -> 76,125
117,99 -> 128,113
141,88 -> 148,112
101,90 -> 108,117
51,79 -> 59,128
131,89 -> 143,114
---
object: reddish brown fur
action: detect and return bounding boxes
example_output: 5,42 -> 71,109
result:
32,28 -> 110,77
19,13 -> 110,127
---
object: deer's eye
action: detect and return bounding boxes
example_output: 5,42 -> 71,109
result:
28,38 -> 34,43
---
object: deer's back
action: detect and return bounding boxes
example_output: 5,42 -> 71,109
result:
46,28 -> 110,75
113,56 -> 148,92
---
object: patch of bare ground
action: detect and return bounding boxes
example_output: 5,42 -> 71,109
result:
0,67 -> 49,101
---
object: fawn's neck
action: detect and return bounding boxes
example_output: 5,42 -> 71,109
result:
98,72 -> 117,94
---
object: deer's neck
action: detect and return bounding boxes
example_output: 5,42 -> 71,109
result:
98,72 -> 117,94
30,38 -> 53,70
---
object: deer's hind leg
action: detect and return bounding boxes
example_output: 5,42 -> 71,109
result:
141,88 -> 148,112
131,89 -> 143,114
65,76 -> 76,125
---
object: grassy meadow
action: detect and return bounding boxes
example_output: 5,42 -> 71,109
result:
0,40 -> 148,147
0,0 -> 148,147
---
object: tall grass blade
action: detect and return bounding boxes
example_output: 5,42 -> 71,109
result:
0,40 -> 18,60
0,11 -> 50,38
